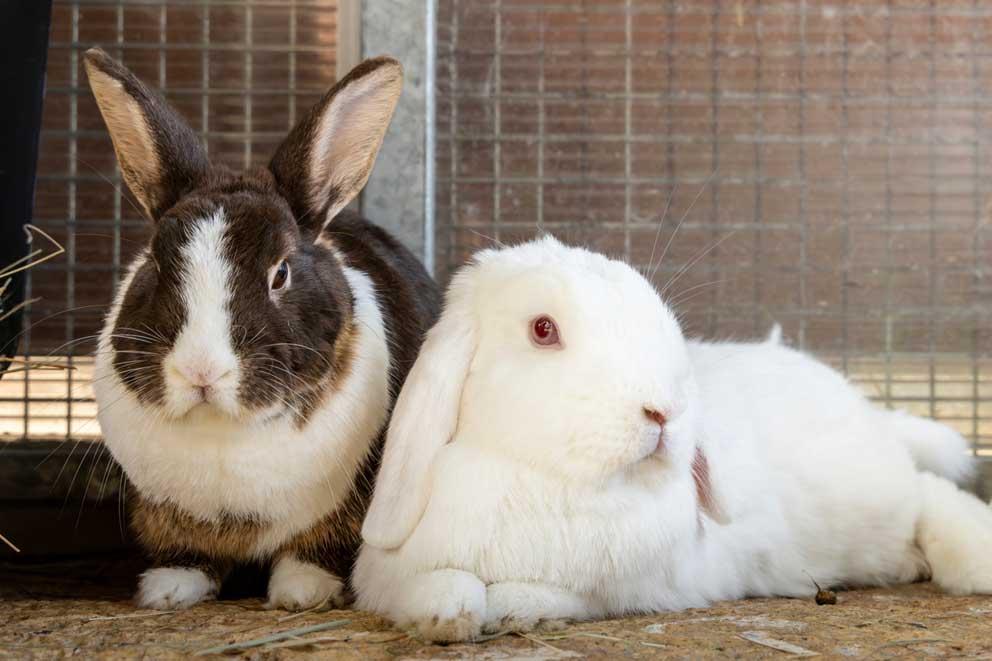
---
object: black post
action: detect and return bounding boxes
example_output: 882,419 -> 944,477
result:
0,0 -> 53,377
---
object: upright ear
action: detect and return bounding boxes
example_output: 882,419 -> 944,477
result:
692,446 -> 731,525
83,48 -> 209,221
269,56 -> 403,237
362,277 -> 478,550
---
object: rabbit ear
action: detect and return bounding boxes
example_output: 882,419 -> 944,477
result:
269,56 -> 403,238
362,282 -> 477,550
692,447 -> 731,525
83,48 -> 209,221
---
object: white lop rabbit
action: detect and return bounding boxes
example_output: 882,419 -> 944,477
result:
354,236 -> 991,642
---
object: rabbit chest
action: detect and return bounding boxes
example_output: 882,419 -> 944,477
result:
94,263 -> 392,557
413,445 -> 702,594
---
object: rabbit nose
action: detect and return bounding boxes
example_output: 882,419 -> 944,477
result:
643,407 -> 668,427
177,363 -> 232,389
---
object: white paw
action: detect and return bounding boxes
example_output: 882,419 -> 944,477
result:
393,569 -> 486,643
483,583 -> 568,634
267,557 -> 345,611
412,610 -> 483,643
482,615 -> 568,635
137,567 -> 218,610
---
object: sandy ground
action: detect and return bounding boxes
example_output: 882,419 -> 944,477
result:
3,556 -> 992,660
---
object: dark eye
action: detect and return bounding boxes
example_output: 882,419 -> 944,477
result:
271,260 -> 290,290
530,315 -> 561,347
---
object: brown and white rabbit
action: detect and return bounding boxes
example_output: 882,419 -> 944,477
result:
85,48 -> 440,610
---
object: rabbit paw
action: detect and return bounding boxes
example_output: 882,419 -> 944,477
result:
393,569 -> 486,643
482,582 -> 586,634
412,610 -> 484,643
266,557 -> 346,611
917,473 -> 992,595
482,615 -> 569,635
137,567 -> 218,610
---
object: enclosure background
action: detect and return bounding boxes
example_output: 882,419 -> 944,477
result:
4,0 -> 991,457
433,0 -> 992,453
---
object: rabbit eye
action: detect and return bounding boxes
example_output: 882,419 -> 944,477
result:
271,260 -> 290,290
531,315 -> 560,347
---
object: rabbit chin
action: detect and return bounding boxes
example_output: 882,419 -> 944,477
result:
630,429 -> 690,478
625,425 -> 667,467
172,397 -> 285,426
162,390 -> 238,421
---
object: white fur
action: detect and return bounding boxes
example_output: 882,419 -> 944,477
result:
387,569 -> 487,642
137,567 -> 217,610
886,411 -> 975,486
484,582 -> 597,634
355,236 -> 986,642
915,472 -> 992,595
267,556 -> 346,611
94,218 -> 390,558
162,210 -> 241,418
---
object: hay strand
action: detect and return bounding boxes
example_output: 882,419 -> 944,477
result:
0,531 -> 21,553
516,631 -> 569,654
193,618 -> 351,656
0,225 -> 66,281
738,631 -> 819,656
86,610 -> 177,622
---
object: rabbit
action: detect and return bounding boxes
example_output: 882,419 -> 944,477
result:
354,236 -> 991,643
84,48 -> 441,611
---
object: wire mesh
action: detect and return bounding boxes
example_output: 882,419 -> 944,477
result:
0,0 -> 338,441
7,0 -> 992,456
433,0 -> 992,454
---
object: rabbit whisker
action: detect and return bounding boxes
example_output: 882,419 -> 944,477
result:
645,182 -> 679,278
660,230 -> 737,297
651,168 -> 718,282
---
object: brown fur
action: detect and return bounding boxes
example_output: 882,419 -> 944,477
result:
129,430 -> 378,595
85,47 -> 442,602
84,49 -> 212,221
131,495 -> 263,563
294,314 -> 359,429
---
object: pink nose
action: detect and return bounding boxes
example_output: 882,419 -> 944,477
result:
643,407 -> 667,427
178,364 -> 231,389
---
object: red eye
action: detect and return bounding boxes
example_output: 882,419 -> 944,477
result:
531,315 -> 561,347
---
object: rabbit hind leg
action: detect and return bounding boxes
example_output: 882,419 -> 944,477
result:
916,471 -> 992,595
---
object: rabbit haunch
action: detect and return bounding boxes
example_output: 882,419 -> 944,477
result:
355,237 -> 991,643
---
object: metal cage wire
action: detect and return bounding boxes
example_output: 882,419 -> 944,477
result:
4,0 -> 991,459
433,0 -> 992,455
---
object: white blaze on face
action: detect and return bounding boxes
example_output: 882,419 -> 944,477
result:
162,208 -> 242,418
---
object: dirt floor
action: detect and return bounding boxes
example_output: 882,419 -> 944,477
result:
3,555 -> 992,659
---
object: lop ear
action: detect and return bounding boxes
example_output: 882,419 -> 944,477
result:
692,447 -> 731,525
269,56 -> 403,238
362,279 -> 478,550
83,48 -> 209,221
